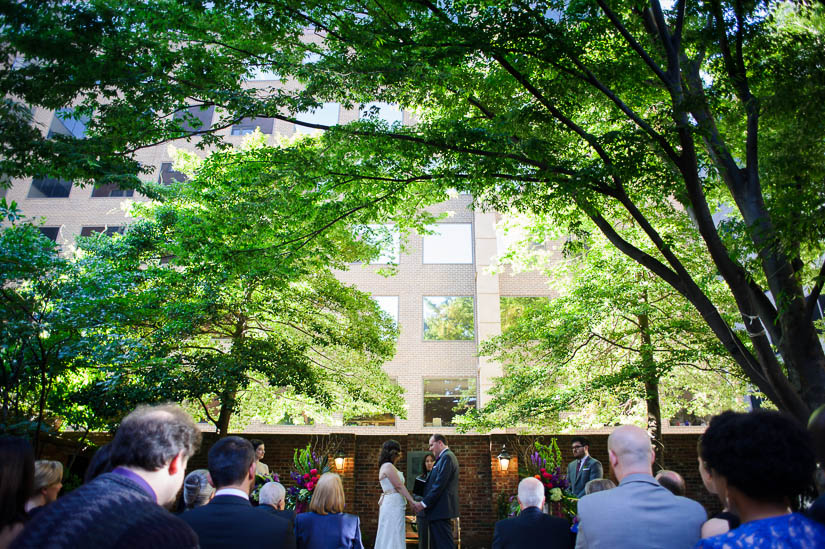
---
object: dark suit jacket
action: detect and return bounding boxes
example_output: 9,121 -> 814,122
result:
294,512 -> 363,549
181,494 -> 295,549
421,448 -> 459,521
492,507 -> 574,549
260,505 -> 296,532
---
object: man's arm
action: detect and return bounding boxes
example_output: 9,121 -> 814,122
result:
588,459 -> 603,482
421,452 -> 456,509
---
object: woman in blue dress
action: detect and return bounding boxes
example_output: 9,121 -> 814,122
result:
295,472 -> 363,549
695,410 -> 825,549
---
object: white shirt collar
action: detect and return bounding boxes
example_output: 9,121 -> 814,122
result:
438,447 -> 449,459
214,488 -> 249,500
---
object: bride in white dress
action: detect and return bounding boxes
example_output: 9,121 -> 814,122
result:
375,440 -> 417,549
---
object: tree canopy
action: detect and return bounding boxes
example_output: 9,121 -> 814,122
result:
2,0 -> 824,421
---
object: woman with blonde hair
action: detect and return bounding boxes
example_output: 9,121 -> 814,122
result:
25,460 -> 63,514
295,472 -> 363,549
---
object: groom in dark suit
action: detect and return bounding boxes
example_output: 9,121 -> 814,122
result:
413,434 -> 459,549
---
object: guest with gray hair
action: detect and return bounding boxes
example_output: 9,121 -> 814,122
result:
655,470 -> 686,497
584,478 -> 615,496
183,469 -> 214,510
259,481 -> 295,527
492,477 -> 573,549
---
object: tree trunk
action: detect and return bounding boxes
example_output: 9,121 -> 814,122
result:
638,298 -> 664,468
216,386 -> 236,436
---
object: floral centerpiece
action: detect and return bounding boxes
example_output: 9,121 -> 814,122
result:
508,439 -> 577,521
250,472 -> 280,505
286,444 -> 331,513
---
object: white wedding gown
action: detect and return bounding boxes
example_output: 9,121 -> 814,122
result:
374,469 -> 406,549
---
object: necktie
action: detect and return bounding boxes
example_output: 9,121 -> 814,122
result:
577,458 -> 585,473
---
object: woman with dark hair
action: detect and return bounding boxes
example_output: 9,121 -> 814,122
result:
0,437 -> 34,549
250,439 -> 269,476
697,435 -> 739,538
696,410 -> 825,548
374,440 -> 416,549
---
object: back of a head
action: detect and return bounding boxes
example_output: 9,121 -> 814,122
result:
108,404 -> 202,471
0,437 -> 34,529
183,469 -> 214,509
701,410 -> 815,503
584,478 -> 616,495
431,434 -> 447,445
309,472 -> 345,515
259,481 -> 286,507
378,439 -> 401,466
655,470 -> 685,496
607,425 -> 653,472
32,460 -> 63,493
84,443 -> 114,484
517,477 -> 544,509
208,436 -> 255,489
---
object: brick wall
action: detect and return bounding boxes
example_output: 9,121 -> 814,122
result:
47,431 -> 716,549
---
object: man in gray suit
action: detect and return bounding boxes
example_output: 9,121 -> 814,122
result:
575,425 -> 706,548
567,436 -> 603,498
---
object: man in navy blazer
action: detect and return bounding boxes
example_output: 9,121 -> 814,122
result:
181,437 -> 295,549
492,477 -> 573,549
412,434 -> 459,549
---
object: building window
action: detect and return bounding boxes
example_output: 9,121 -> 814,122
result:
374,296 -> 399,326
173,105 -> 215,134
80,226 -> 124,237
294,102 -> 340,135
28,177 -> 72,198
500,296 -> 550,332
47,108 -> 88,139
423,296 -> 475,341
359,102 -> 403,125
423,378 -> 477,427
91,183 -> 134,198
158,162 -> 188,185
344,413 -> 396,427
38,227 -> 60,241
358,224 -> 399,264
230,117 -> 275,135
422,223 -> 473,264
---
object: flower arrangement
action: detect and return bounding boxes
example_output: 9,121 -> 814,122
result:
250,472 -> 280,505
513,439 -> 577,520
285,444 -> 331,513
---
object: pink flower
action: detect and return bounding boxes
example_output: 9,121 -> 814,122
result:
306,482 -> 315,491
542,472 -> 551,478
540,468 -> 546,473
303,473 -> 311,480
310,468 -> 318,475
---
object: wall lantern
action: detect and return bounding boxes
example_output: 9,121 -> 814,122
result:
334,450 -> 346,471
497,445 -> 511,471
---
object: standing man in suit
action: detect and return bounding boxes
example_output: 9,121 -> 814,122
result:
412,434 -> 459,549
575,425 -> 705,548
567,436 -> 603,498
181,437 -> 295,549
492,477 -> 573,549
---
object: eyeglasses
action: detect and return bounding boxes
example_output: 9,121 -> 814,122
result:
571,445 -> 584,450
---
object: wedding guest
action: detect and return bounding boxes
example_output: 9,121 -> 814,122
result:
697,436 -> 739,538
183,469 -> 214,510
295,473 -> 363,549
24,460 -> 63,514
567,437 -> 603,498
583,478 -> 615,495
492,477 -> 573,549
0,438 -> 34,549
808,404 -> 825,525
259,482 -> 295,527
575,425 -> 705,548
250,439 -> 269,476
655,470 -> 685,496
13,403 -> 201,548
696,410 -> 825,548
413,452 -> 435,502
83,442 -> 114,484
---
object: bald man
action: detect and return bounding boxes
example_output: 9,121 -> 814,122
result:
575,425 -> 706,549
492,477 -> 573,549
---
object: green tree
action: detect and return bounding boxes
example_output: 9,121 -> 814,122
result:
2,0 -> 824,420
460,215 -> 749,462
70,135 -> 437,434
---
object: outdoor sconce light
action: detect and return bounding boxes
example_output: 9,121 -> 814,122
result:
497,445 -> 511,471
334,450 -> 346,471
